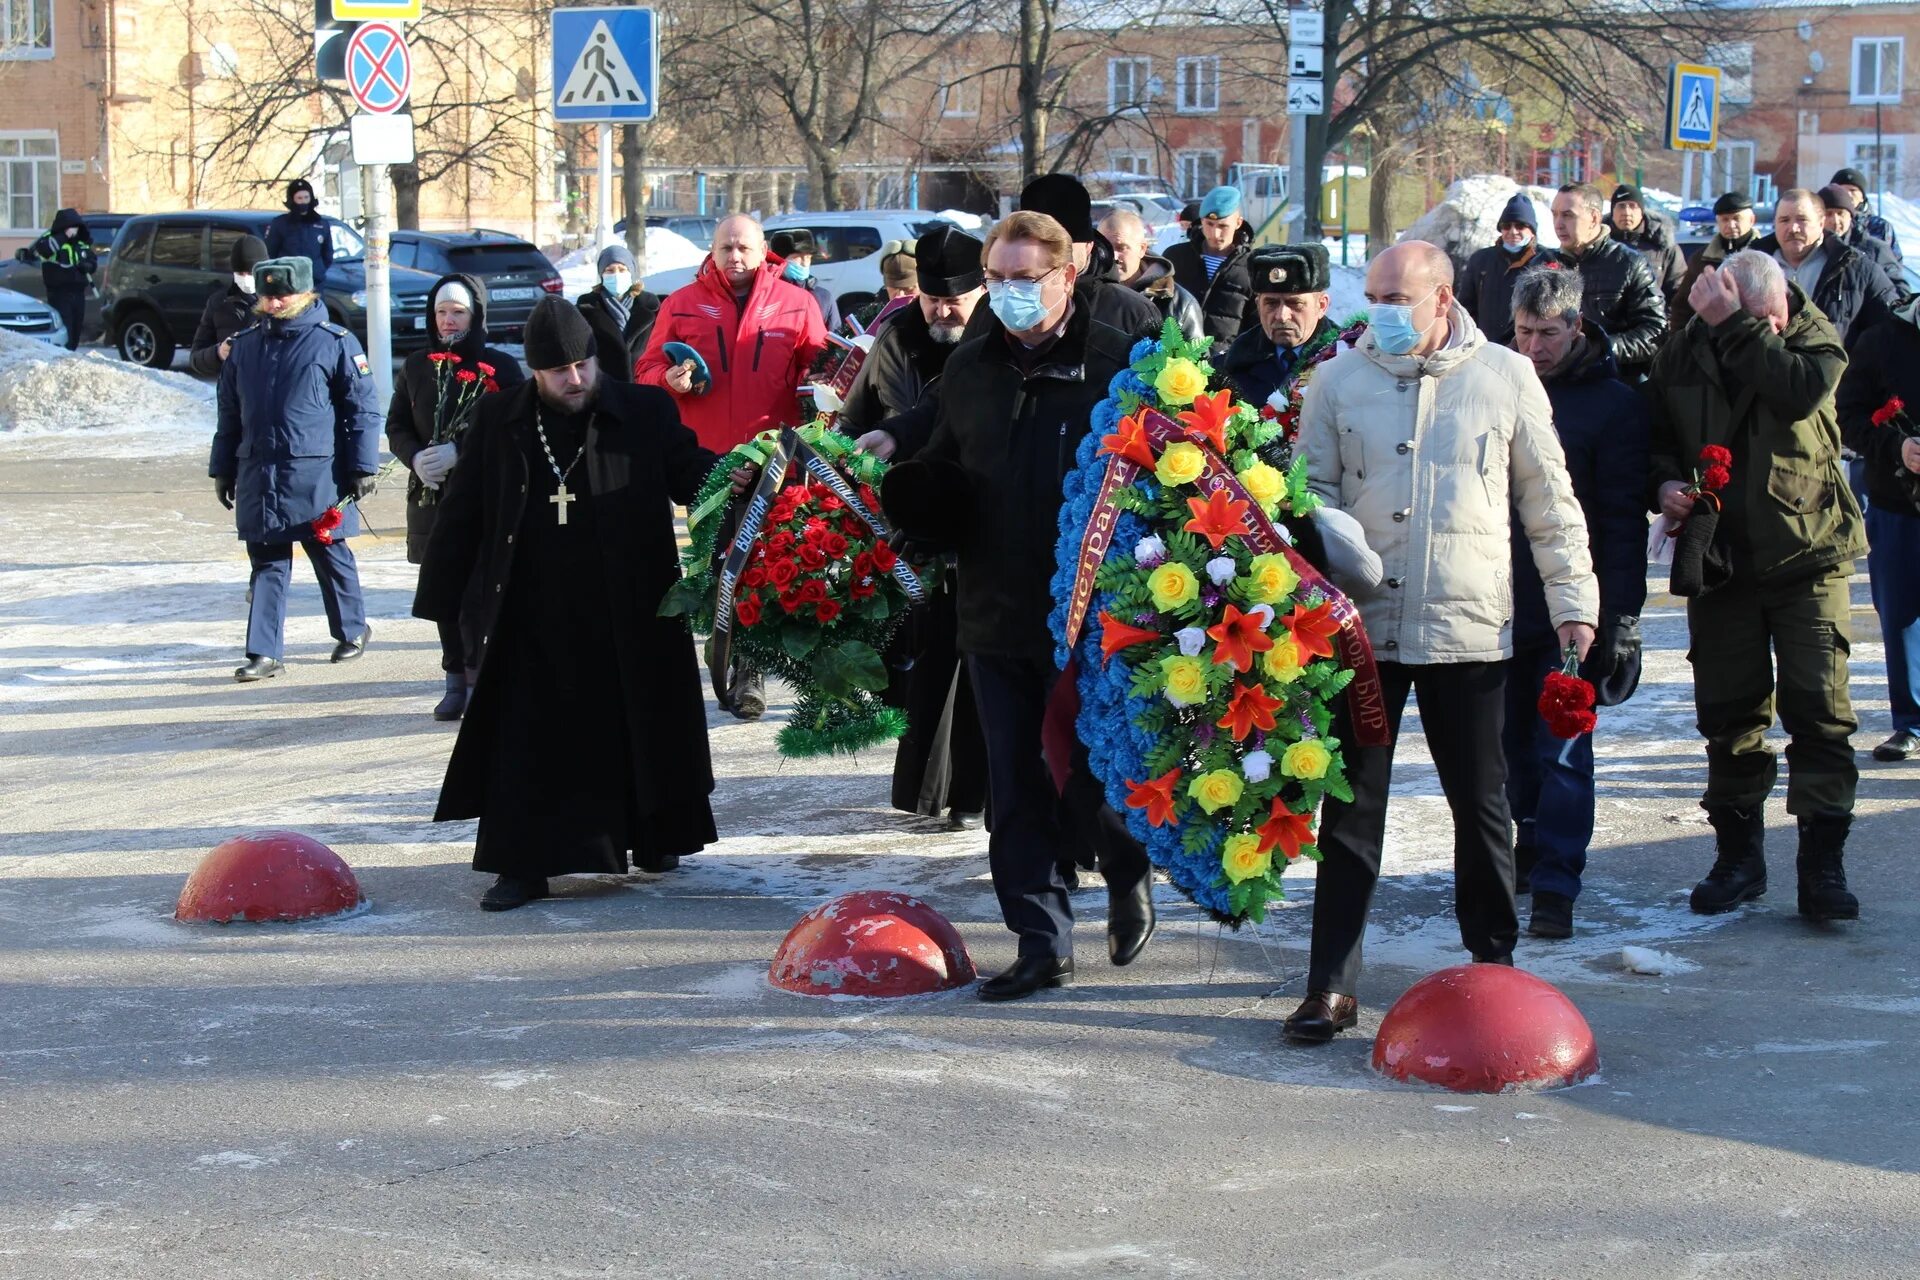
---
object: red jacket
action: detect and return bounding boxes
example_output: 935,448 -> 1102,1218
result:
634,257 -> 828,453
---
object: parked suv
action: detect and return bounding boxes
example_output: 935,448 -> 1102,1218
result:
102,211 -> 437,369
389,229 -> 563,341
0,212 -> 137,343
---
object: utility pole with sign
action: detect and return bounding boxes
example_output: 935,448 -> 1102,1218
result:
1286,7 -> 1326,238
342,17 -> 412,405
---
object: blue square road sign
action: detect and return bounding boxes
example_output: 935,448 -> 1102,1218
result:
552,7 -> 658,123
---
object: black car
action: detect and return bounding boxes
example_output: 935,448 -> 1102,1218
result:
102,211 -> 438,369
388,229 -> 562,341
0,212 -> 137,342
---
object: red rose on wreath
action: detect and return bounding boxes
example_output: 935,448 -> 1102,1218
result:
853,551 -> 874,577
767,530 -> 796,555
741,565 -> 768,589
735,593 -> 763,627
821,531 -> 849,558
799,544 -> 828,570
851,579 -> 877,600
768,558 -> 800,589
797,579 -> 829,605
778,589 -> 804,614
871,540 -> 898,573
815,599 -> 842,623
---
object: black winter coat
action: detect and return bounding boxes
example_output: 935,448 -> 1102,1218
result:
1217,315 -> 1337,410
1613,218 -> 1686,300
1165,228 -> 1258,343
1835,303 -> 1920,516
264,208 -> 334,281
189,284 -> 260,378
1754,232 -> 1901,347
1456,240 -> 1569,347
1559,230 -> 1667,374
1843,226 -> 1904,294
837,304 -> 952,435
884,302 -> 1135,661
26,209 -> 97,293
1510,331 -> 1649,650
384,273 -> 528,562
576,286 -> 661,383
413,377 -> 718,823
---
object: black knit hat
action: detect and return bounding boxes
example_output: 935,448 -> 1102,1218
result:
1248,244 -> 1330,294
230,234 -> 269,273
1019,174 -> 1097,242
1712,191 -> 1753,216
1830,167 -> 1870,193
522,296 -> 597,371
254,256 -> 314,297
1818,185 -> 1854,212
914,223 -> 984,296
769,228 -> 817,259
1610,183 -> 1643,207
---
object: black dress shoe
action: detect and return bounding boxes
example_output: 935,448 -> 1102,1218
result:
234,656 -> 284,682
480,875 -> 549,911
1106,874 -> 1156,967
330,628 -> 371,663
1873,730 -> 1919,762
1528,890 -> 1574,939
979,954 -> 1073,1002
1282,992 -> 1359,1043
948,809 -> 984,831
634,852 -> 680,873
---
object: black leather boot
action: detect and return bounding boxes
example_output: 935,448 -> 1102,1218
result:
432,671 -> 467,721
1796,812 -> 1859,921
1105,868 -> 1155,967
1690,804 -> 1767,914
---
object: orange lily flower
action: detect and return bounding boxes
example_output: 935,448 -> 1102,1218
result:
1206,603 -> 1275,671
1098,610 -> 1161,664
1124,767 -> 1183,827
1218,680 -> 1284,740
1183,488 -> 1251,549
1175,389 -> 1235,454
1284,599 -> 1339,661
1255,799 -> 1316,859
1099,410 -> 1158,471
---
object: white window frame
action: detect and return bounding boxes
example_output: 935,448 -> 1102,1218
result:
1708,139 -> 1756,201
1853,36 -> 1904,106
938,69 -> 979,118
1176,55 -> 1219,114
1176,149 -> 1222,200
0,131 -> 60,234
1846,136 -> 1903,198
1706,41 -> 1753,105
1108,57 -> 1151,114
1108,149 -> 1154,177
0,0 -> 53,60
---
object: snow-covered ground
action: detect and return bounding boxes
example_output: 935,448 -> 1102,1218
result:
1399,174 -> 1563,262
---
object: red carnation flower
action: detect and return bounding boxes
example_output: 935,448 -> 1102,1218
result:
814,599 -> 842,623
475,362 -> 496,378
1538,669 -> 1598,739
1701,463 -> 1731,491
482,378 -> 500,393
311,506 -> 344,545
1872,396 -> 1907,428
426,352 -> 456,364
735,593 -> 763,627
1699,445 -> 1733,468
455,369 -> 478,383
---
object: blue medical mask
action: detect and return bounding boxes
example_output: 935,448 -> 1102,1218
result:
1368,286 -> 1439,355
986,268 -> 1059,333
781,260 -> 808,285
1500,233 -> 1532,255
602,270 -> 630,295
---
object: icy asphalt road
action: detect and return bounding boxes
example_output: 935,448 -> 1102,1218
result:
1,428 -> 1917,1279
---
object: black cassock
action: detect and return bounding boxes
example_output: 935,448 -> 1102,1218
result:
414,378 -> 719,876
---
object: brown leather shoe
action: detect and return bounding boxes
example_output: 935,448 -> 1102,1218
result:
1282,992 -> 1359,1043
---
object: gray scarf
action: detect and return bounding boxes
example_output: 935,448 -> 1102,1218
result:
601,285 -> 632,331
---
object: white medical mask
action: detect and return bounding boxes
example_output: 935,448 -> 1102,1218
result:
602,270 -> 631,295
234,272 -> 256,295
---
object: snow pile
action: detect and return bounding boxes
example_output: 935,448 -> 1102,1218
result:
1398,175 -> 1560,263
1621,945 -> 1697,976
1873,191 -> 1920,255
552,226 -> 707,299
0,330 -> 212,435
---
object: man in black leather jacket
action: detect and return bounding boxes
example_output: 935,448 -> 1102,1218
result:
1550,182 -> 1667,377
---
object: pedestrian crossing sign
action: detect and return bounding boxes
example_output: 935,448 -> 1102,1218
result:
1666,63 -> 1721,152
551,7 -> 658,123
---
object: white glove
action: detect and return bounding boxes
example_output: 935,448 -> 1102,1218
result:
412,442 -> 457,488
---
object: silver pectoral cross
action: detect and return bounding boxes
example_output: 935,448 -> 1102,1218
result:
551,484 -> 576,525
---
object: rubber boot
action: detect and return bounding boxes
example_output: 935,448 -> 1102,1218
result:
432,671 -> 468,721
1690,804 -> 1766,914
1795,812 -> 1860,921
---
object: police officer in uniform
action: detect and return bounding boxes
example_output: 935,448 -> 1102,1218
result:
210,257 -> 382,682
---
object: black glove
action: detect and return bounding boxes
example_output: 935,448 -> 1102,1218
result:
349,473 -> 378,502
1588,613 -> 1643,708
213,476 -> 235,510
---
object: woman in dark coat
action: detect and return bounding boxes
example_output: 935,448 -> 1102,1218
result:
576,243 -> 660,381
384,272 -> 526,719
189,235 -> 268,377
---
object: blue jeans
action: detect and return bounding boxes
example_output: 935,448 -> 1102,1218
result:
1503,643 -> 1596,901
1867,505 -> 1920,735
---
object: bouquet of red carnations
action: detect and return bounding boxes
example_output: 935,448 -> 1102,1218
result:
415,352 -> 502,507
1538,642 -> 1598,740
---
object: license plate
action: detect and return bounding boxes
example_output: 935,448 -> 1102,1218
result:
416,316 -> 429,330
491,287 -> 538,301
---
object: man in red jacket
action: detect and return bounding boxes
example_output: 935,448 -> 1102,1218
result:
635,214 -> 828,456
636,214 -> 827,719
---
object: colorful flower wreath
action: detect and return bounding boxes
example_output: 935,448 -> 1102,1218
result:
661,421 -> 919,758
1049,319 -> 1371,925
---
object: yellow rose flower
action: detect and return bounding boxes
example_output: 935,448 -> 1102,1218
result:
1222,832 -> 1273,884
1154,357 -> 1208,406
1281,738 -> 1333,781
1246,553 -> 1301,606
1147,561 -> 1199,611
1160,654 -> 1209,706
1238,461 -> 1285,510
1262,633 -> 1305,683
1188,768 -> 1245,814
1154,440 -> 1206,487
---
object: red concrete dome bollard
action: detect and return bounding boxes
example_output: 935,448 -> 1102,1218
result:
1372,964 -> 1598,1092
176,831 -> 364,924
769,890 -> 977,997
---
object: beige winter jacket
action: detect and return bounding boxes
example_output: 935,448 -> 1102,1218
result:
1298,302 -> 1599,665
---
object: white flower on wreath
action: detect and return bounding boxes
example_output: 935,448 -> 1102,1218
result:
1247,603 -> 1275,630
1205,556 -> 1237,586
1242,749 -> 1274,783
1135,534 -> 1168,567
1265,388 -> 1291,413
1174,626 -> 1207,657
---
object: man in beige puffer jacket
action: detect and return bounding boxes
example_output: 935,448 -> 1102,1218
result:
1282,241 -> 1600,1044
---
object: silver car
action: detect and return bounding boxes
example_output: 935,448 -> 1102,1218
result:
0,285 -> 69,348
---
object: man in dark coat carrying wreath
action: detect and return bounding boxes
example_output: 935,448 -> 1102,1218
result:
415,296 -> 724,912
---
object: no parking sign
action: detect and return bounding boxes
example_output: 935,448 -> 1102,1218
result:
345,21 -> 411,115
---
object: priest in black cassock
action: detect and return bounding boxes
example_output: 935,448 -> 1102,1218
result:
415,296 -> 724,911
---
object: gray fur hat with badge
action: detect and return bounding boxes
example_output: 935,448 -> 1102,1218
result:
1249,244 -> 1330,295
254,256 -> 315,297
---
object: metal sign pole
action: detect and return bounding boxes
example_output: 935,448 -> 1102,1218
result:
596,124 -> 614,246
366,164 -> 393,405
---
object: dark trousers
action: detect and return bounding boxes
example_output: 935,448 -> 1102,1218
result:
47,286 -> 84,350
245,536 -> 367,661
968,653 -> 1148,959
1309,660 -> 1517,995
1502,643 -> 1596,902
1867,506 -> 1920,735
1688,566 -> 1857,815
